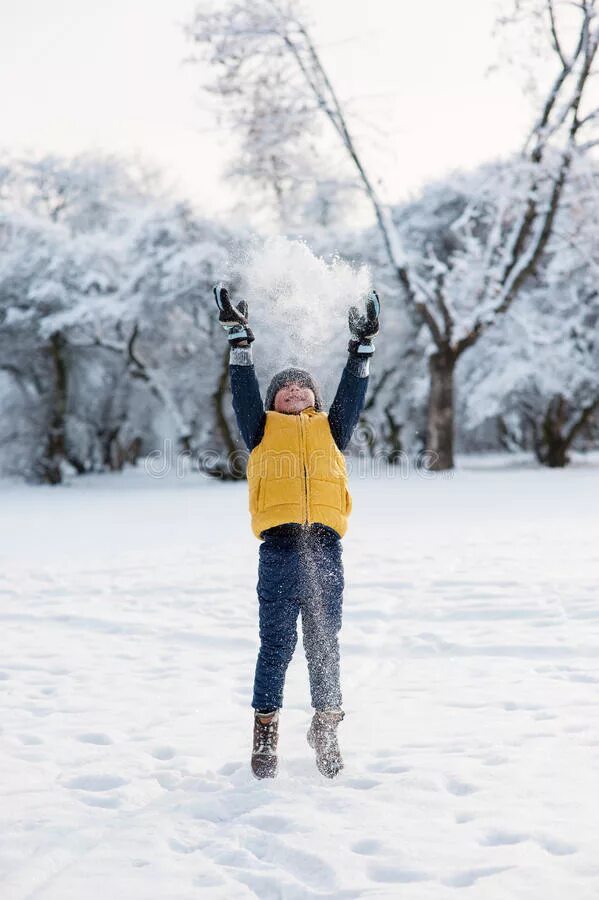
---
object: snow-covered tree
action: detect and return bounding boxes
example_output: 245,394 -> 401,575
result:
184,2 -> 362,228
461,160 -> 599,466
186,0 -> 599,469
0,205 -> 132,482
0,155 -> 238,483
115,201 -> 238,476
0,152 -> 159,232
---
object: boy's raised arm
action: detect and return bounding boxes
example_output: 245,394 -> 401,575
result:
230,347 -> 266,451
328,290 -> 380,453
214,283 -> 265,452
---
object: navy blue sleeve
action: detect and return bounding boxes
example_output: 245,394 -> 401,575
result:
230,364 -> 266,451
327,358 -> 369,452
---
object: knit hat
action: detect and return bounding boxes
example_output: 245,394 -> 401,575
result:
264,367 -> 323,412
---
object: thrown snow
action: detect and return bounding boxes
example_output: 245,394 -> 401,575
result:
1,458 -> 599,899
228,237 -> 371,371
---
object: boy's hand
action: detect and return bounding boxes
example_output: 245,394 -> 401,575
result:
213,283 -> 255,347
348,289 -> 380,357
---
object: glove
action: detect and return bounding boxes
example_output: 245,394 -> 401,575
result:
348,289 -> 380,357
213,283 -> 255,347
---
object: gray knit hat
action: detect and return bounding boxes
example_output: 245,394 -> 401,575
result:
264,367 -> 323,412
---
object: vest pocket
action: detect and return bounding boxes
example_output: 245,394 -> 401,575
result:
344,486 -> 352,515
263,475 -> 303,509
310,478 -> 344,510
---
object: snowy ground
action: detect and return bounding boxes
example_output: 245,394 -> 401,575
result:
1,457 -> 599,899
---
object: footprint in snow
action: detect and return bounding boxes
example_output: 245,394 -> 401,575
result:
78,733 -> 113,745
243,831 -> 337,891
155,771 -> 181,791
169,837 -> 204,855
150,745 -> 176,760
442,866 -> 513,887
446,777 -> 478,796
242,813 -> 297,834
537,835 -> 578,856
64,774 -> 128,792
351,838 -> 384,856
368,863 -> 430,884
455,811 -> 476,824
480,829 -> 526,846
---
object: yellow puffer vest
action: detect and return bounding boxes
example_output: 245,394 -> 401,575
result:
246,406 -> 352,539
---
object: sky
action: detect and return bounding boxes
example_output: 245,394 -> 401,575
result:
0,0 -> 534,220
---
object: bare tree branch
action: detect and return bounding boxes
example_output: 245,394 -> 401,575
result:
548,0 -> 568,67
275,15 -> 424,325
456,3 -> 599,358
363,366 -> 396,412
86,323 -> 193,448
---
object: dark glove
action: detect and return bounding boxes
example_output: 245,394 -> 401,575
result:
348,289 -> 380,357
213,283 -> 255,347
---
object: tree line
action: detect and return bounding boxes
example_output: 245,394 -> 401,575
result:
0,147 -> 597,484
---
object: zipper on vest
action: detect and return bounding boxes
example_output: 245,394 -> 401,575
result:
299,412 -> 309,525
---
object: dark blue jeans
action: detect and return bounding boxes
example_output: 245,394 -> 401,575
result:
252,524 -> 344,712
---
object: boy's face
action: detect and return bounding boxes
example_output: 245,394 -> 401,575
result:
274,381 -> 316,415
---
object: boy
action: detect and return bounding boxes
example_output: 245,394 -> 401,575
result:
214,283 -> 380,779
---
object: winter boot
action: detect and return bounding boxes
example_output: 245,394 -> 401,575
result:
307,709 -> 345,778
251,709 -> 279,779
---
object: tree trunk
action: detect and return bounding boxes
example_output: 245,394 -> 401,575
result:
533,396 -> 581,469
36,332 -> 68,484
540,396 -> 569,468
383,405 -> 403,464
538,438 -> 569,468
426,350 -> 456,471
200,346 -> 243,480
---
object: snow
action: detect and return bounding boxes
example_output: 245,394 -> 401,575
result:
1,459 -> 599,899
232,236 -> 371,371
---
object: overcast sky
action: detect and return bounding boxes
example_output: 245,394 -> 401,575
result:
1,0 -> 533,218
